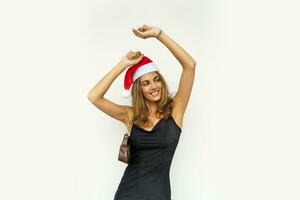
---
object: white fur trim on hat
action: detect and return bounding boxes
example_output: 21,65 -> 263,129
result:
122,89 -> 131,98
132,62 -> 159,82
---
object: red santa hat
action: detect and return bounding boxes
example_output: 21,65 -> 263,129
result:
122,56 -> 159,98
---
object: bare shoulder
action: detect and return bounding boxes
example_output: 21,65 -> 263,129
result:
171,97 -> 184,130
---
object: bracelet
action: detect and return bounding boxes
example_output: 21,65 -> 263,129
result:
156,29 -> 163,38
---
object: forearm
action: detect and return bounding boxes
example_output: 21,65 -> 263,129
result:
157,31 -> 196,68
87,61 -> 127,100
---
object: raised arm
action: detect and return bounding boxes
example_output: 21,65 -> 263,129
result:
132,25 -> 196,117
87,51 -> 143,125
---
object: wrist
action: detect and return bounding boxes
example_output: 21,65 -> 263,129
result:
155,29 -> 163,39
118,61 -> 129,70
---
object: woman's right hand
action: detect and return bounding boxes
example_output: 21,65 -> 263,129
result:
120,51 -> 144,68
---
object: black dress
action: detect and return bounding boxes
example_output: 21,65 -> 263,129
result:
114,114 -> 182,200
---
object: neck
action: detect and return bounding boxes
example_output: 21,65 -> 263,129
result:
146,101 -> 158,116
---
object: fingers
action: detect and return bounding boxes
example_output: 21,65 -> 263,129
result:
127,50 -> 143,59
132,28 -> 146,39
132,51 -> 142,59
136,25 -> 149,32
139,25 -> 149,32
132,28 -> 142,37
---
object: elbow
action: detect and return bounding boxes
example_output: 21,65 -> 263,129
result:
186,56 -> 197,68
184,60 -> 196,69
87,93 -> 105,103
191,61 -> 196,68
87,93 -> 96,102
87,95 -> 93,102
87,90 -> 105,102
191,59 -> 197,68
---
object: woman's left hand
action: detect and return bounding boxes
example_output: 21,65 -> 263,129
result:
132,25 -> 161,39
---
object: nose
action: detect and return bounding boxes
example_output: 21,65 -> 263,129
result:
150,82 -> 158,90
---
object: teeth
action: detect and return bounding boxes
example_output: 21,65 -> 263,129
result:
150,91 -> 159,96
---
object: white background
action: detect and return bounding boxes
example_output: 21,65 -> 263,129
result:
0,0 -> 299,199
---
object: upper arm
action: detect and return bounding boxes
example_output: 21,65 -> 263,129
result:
173,66 -> 196,115
87,96 -> 131,125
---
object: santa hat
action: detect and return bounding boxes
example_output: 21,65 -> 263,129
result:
122,56 -> 159,98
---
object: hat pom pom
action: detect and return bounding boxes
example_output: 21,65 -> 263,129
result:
122,90 -> 131,98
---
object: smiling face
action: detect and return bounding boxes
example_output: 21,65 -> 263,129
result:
139,71 -> 162,102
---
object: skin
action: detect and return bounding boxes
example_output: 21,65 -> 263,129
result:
138,71 -> 165,130
139,71 -> 162,113
87,24 -> 196,131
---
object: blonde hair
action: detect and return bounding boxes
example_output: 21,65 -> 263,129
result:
131,71 -> 174,128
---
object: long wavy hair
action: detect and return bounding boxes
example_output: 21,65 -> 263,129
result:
131,71 -> 174,128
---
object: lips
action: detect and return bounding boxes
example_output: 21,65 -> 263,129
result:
150,90 -> 159,96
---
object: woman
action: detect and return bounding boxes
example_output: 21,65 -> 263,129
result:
87,24 -> 196,200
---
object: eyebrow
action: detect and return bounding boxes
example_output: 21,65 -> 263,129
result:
141,75 -> 160,84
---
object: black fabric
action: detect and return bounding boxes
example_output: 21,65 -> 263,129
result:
114,114 -> 182,200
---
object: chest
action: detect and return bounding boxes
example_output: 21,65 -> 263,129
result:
129,118 -> 181,150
